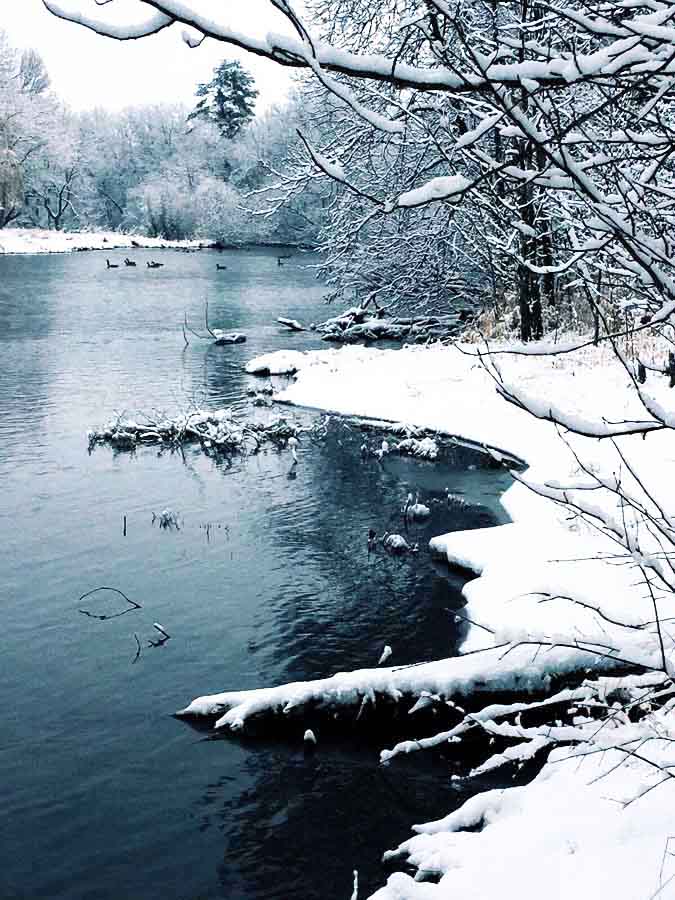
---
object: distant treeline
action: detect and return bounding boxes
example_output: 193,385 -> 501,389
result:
0,30 -> 325,246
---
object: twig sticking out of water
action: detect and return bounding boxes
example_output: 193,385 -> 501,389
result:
152,509 -> 181,530
78,586 -> 141,620
132,633 -> 142,664
205,299 -> 216,339
148,622 -> 171,648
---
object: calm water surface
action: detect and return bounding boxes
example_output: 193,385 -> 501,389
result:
0,247 -> 512,900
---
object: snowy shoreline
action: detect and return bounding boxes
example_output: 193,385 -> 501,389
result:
0,227 -> 212,255
0,227 -> 310,255
185,340 -> 675,900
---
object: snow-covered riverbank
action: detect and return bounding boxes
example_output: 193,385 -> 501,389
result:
186,340 -> 675,900
0,227 -> 208,255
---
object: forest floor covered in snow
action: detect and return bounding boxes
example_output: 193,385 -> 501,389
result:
0,227 -> 208,254
193,337 -> 675,899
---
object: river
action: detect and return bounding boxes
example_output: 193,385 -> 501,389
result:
0,246 -> 513,900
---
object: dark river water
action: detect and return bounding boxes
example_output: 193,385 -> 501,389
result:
0,247 -> 512,900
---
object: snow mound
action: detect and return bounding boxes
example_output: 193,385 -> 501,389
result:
245,349 -> 327,376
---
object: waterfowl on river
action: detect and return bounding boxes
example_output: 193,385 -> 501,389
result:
381,531 -> 418,555
404,492 -> 431,521
106,258 -> 118,269
375,439 -> 390,461
216,263 -> 228,270
147,260 -> 164,269
124,257 -> 137,267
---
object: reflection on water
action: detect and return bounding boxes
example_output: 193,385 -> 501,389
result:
0,248 -> 512,900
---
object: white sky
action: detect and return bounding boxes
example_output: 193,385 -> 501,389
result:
0,0 -> 296,112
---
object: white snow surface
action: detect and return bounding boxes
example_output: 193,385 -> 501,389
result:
0,228 -> 206,255
244,350 -> 327,376
374,732 -> 675,900
190,340 -> 675,900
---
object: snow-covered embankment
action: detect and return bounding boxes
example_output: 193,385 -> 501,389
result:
0,227 -> 208,255
184,341 -> 675,900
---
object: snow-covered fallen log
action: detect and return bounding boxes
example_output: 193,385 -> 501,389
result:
315,310 -> 470,344
175,639 -> 650,733
395,436 -> 439,460
212,329 -> 246,345
277,316 -> 306,332
87,409 -> 303,454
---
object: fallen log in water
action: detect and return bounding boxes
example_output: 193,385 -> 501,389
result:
277,317 -> 306,332
182,302 -> 246,346
212,329 -> 246,344
87,410 -> 304,455
315,308 -> 473,344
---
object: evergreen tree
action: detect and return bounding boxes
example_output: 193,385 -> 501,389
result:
188,60 -> 257,140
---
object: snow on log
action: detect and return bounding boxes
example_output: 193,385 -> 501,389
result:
212,329 -> 246,344
395,437 -> 439,459
87,409 -> 304,455
175,640 -> 643,733
309,307 -> 472,345
277,317 -> 306,332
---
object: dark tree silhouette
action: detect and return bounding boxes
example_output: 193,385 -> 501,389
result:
188,60 -> 258,141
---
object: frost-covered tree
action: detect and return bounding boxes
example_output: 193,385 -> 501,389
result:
0,147 -> 23,228
18,48 -> 50,97
23,102 -> 83,230
45,0 -> 675,336
0,31 -> 59,227
187,60 -> 258,140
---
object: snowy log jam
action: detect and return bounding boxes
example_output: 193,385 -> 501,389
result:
314,307 -> 472,344
87,410 -> 304,454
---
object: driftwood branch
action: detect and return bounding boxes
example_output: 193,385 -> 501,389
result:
78,586 -> 141,620
132,633 -> 142,664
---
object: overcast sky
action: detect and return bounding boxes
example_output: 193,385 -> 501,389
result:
1,0 -> 296,112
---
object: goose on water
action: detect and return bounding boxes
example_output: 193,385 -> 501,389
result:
404,492 -> 431,521
124,257 -> 137,267
381,531 -> 418,555
106,258 -> 118,269
375,439 -> 390,461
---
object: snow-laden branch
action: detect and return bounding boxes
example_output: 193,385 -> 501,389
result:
43,0 -> 173,40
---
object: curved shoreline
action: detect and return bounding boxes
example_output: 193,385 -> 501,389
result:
183,340 -> 675,900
